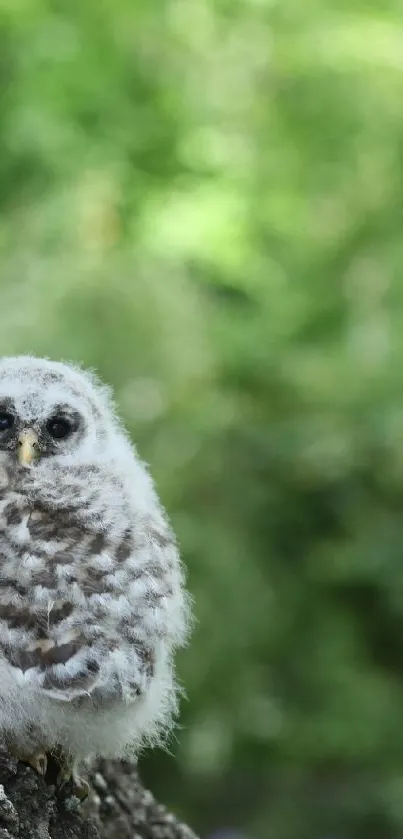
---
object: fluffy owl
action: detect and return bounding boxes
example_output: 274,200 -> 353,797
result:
0,355 -> 191,797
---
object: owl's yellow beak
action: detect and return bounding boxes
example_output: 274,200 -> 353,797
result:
17,428 -> 40,466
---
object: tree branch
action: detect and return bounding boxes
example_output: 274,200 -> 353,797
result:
0,748 -> 199,839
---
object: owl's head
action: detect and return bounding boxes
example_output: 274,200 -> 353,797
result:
0,356 -> 123,466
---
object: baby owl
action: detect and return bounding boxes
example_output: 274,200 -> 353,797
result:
0,355 -> 190,797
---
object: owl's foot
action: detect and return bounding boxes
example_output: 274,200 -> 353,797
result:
71,774 -> 90,802
7,743 -> 88,801
56,759 -> 89,801
27,751 -> 48,777
9,747 -> 48,777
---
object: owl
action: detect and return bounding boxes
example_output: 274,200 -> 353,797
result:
0,355 -> 191,798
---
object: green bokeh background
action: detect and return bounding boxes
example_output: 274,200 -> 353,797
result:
1,2 -> 403,837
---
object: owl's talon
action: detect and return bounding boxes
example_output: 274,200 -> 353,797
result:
33,752 -> 48,777
56,763 -> 89,801
15,750 -> 48,777
72,775 -> 89,801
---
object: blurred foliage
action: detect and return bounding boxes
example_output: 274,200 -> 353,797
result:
1,1 -> 403,837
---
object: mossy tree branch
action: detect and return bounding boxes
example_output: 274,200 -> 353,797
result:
0,749 -> 199,839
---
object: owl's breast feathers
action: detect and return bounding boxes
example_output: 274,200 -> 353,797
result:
0,357 -> 189,759
0,478 -> 177,703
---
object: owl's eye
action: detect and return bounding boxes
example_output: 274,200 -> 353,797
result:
0,412 -> 14,432
46,416 -> 73,440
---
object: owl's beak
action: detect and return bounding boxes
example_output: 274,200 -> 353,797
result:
17,428 -> 40,466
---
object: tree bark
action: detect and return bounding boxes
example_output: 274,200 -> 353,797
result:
0,749 -> 199,839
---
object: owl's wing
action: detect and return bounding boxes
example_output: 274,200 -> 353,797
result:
2,619 -> 104,702
0,498 -> 187,705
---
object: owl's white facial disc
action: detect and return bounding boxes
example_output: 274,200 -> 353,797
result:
0,355 -> 119,465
